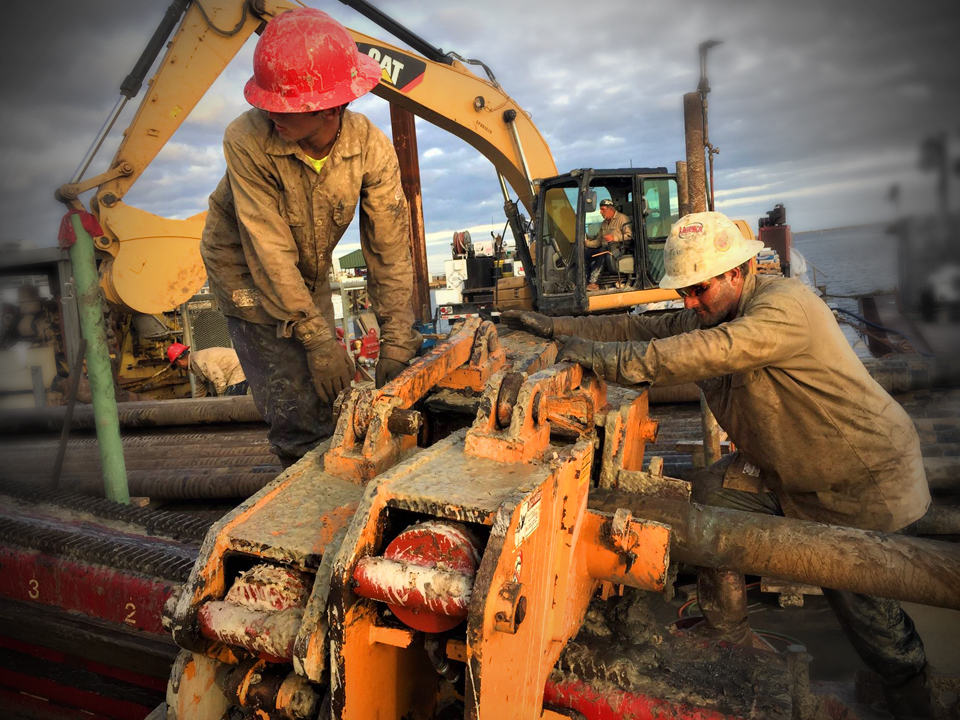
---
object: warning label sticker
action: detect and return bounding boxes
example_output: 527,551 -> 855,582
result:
514,488 -> 542,547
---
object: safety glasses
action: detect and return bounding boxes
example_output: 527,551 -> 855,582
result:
676,280 -> 714,298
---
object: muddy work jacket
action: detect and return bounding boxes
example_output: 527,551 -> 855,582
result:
188,347 -> 245,398
585,211 -> 633,249
554,274 -> 930,531
201,109 -> 420,363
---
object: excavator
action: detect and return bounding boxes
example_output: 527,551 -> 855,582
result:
56,0 -> 709,330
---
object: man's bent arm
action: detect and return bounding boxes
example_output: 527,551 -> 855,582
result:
358,136 -> 420,362
553,309 -> 699,342
609,297 -> 809,385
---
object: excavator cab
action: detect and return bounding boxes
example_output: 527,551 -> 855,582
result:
533,168 -> 681,316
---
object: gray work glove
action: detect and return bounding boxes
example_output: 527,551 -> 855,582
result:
555,335 -> 621,382
500,309 -> 554,338
556,336 -> 600,375
296,320 -> 355,404
376,357 -> 408,388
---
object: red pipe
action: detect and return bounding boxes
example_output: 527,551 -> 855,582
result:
352,556 -> 472,619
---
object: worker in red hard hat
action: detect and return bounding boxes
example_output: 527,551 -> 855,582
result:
200,8 -> 421,466
168,343 -> 248,398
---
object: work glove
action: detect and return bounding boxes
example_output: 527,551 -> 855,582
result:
296,320 -> 355,404
376,357 -> 408,388
500,309 -> 554,338
556,336 -> 600,375
555,335 -> 623,382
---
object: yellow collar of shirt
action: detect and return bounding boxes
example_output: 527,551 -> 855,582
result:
305,155 -> 328,174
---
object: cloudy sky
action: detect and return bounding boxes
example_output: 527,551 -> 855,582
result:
1,0 -> 958,275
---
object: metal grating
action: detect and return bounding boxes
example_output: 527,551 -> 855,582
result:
185,295 -> 232,351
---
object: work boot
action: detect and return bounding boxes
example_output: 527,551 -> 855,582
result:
883,664 -> 936,720
587,283 -> 600,291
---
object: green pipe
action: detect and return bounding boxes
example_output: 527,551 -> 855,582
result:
68,213 -> 129,504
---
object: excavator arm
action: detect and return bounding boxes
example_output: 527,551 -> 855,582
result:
59,0 -> 556,314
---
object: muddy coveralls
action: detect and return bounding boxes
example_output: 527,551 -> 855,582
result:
554,273 -> 931,686
586,211 -> 633,284
187,347 -> 247,398
201,109 -> 420,465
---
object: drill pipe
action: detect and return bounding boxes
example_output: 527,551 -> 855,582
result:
589,490 -> 960,611
0,396 -> 262,434
60,468 -> 277,500
1,440 -> 271,456
0,430 -> 270,449
5,453 -> 278,474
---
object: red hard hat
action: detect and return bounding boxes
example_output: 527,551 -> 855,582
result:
167,343 -> 189,364
244,8 -> 382,113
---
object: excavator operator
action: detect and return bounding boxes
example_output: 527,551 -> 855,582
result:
502,211 -> 935,719
200,8 -> 421,467
585,198 -> 632,291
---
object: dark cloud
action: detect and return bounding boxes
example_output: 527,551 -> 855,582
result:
1,0 -> 958,270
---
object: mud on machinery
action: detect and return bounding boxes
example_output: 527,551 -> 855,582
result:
159,319 -> 960,720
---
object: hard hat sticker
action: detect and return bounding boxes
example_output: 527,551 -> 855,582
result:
715,234 -> 730,251
678,222 -> 703,237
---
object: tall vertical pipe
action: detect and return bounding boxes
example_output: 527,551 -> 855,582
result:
676,161 -> 690,218
390,104 -> 431,324
683,93 -> 707,215
68,213 -> 129,504
683,92 -> 721,466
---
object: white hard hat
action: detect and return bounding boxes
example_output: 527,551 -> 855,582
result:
659,211 -> 764,289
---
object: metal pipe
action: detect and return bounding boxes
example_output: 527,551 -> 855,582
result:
700,394 -> 722,467
683,95 -> 723,464
63,468 -> 277,500
30,366 -> 45,408
337,0 -> 453,65
676,161 -> 690,218
922,457 -> 960,493
179,301 -> 198,398
68,213 -> 129,504
390,103 -> 431,323
352,556 -> 472,618
12,454 -> 278,474
198,602 -> 302,662
53,338 -> 87,489
0,395 -> 263,434
503,109 -> 536,202
917,504 -> 960,535
682,93 -> 707,215
589,490 -> 960,611
6,442 -> 272,459
71,0 -> 191,183
497,171 -> 512,204
71,96 -> 129,184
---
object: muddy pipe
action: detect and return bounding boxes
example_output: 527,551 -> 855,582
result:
0,395 -> 262,434
590,490 -> 960,611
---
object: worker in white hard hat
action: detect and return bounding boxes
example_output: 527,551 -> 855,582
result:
501,211 -> 933,719
200,8 -> 421,466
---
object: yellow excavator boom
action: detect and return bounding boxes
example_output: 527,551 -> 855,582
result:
61,0 -> 556,315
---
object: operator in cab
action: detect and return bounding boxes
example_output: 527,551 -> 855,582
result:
585,198 -> 632,291
200,9 -> 420,467
502,211 -> 934,719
